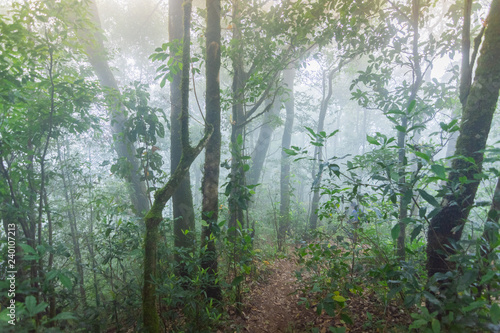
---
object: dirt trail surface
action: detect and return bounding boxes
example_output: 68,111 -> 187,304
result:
227,256 -> 412,333
230,258 -> 320,332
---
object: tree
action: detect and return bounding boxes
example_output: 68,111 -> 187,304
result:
79,0 -> 150,216
278,68 -> 295,250
142,1 -> 213,330
200,0 -> 222,301
169,0 -> 197,266
426,0 -> 500,278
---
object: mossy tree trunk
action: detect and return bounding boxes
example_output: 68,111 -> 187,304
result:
142,1 -> 213,331
201,0 -> 222,301
426,0 -> 500,278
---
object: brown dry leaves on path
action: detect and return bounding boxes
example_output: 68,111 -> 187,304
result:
227,255 -> 412,333
229,258 -> 320,332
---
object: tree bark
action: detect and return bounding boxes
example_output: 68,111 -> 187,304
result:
278,68 -> 295,250
247,99 -> 280,186
308,68 -> 335,230
397,0 -> 422,261
142,2 -> 214,330
170,0 -> 196,263
201,0 -> 222,301
426,0 -> 500,277
81,0 -> 150,216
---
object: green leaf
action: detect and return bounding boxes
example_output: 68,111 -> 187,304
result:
59,273 -> 73,290
410,225 -> 423,241
415,151 -> 430,162
19,243 -> 36,254
418,189 -> 440,207
432,318 -> 441,333
333,295 -> 346,302
491,303 -> 500,324
283,148 -> 297,156
231,275 -> 243,287
25,295 -> 36,314
366,135 -> 380,145
431,164 -> 446,179
51,312 -> 77,321
462,300 -> 486,313
395,125 -> 406,133
391,224 -> 400,241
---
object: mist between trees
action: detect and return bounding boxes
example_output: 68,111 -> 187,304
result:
0,0 -> 499,332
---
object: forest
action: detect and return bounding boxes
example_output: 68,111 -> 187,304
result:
0,0 -> 499,332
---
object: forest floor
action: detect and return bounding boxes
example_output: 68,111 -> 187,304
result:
225,253 -> 411,333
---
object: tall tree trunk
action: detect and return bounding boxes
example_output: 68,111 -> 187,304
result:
247,99 -> 280,186
426,0 -> 500,277
170,0 -> 196,263
142,2 -> 213,331
228,0 -> 246,235
201,0 -> 222,301
278,68 -> 295,250
308,68 -> 335,230
80,0 -> 149,216
57,141 -> 86,302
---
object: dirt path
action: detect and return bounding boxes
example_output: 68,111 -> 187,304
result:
231,258 -> 320,333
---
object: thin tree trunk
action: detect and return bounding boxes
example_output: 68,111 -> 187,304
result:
396,0 -> 422,260
426,0 -> 500,277
308,68 -> 335,230
201,0 -> 222,301
57,141 -> 86,302
481,177 -> 500,256
278,68 -> 295,250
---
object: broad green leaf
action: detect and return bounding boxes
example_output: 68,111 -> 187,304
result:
51,312 -> 77,321
432,318 -> 441,333
415,151 -> 430,162
431,164 -> 446,179
391,224 -> 400,241
59,273 -> 72,290
19,243 -> 36,254
332,295 -> 346,302
491,303 -> 500,324
418,189 -> 440,207
366,135 -> 380,145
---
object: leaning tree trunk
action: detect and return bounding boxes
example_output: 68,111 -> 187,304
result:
247,99 -> 280,186
170,0 -> 196,265
200,0 -> 222,302
278,68 -> 295,250
81,0 -> 149,216
426,0 -> 500,278
142,2 -> 213,330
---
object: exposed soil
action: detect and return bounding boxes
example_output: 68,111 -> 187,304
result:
226,256 -> 412,333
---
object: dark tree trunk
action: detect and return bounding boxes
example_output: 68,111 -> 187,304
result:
142,2 -> 214,331
170,0 -> 196,265
426,0 -> 500,277
201,0 -> 222,302
278,68 -> 295,250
